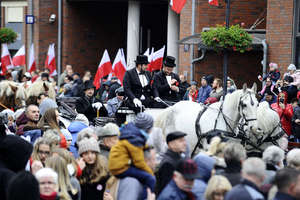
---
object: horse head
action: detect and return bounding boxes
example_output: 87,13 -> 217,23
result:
237,83 -> 259,134
13,83 -> 27,109
0,81 -> 27,111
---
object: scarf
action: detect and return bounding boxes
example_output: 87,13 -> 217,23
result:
40,192 -> 58,200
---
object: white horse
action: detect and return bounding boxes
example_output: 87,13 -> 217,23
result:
154,83 -> 259,155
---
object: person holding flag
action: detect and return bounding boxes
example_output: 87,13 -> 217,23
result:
153,56 -> 184,108
123,55 -> 160,113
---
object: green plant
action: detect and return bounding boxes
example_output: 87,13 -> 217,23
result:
0,27 -> 17,44
201,25 -> 252,53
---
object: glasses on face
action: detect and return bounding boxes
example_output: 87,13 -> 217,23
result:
38,150 -> 50,155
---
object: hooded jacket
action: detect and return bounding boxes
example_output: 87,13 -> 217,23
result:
108,123 -> 153,176
0,135 -> 33,200
16,112 -> 29,135
271,92 -> 293,136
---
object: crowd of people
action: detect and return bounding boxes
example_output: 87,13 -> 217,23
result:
1,54 -> 300,200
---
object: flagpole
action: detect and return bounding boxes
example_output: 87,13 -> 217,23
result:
223,0 -> 230,96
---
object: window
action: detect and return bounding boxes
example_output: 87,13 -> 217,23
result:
293,0 -> 300,68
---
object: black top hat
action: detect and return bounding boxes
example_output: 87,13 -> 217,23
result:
164,56 -> 176,67
176,158 -> 201,180
84,80 -> 95,90
135,55 -> 149,65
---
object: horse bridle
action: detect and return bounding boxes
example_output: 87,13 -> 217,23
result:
238,91 -> 257,123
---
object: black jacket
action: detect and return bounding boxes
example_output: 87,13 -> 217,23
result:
292,106 -> 300,138
0,135 -> 33,200
155,149 -> 183,195
81,176 -> 109,200
123,68 -> 158,101
219,160 -> 242,186
76,96 -> 108,122
108,82 -> 121,100
153,71 -> 184,102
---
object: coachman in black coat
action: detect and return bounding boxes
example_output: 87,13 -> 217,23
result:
76,80 -> 108,123
153,56 -> 185,107
123,55 -> 159,112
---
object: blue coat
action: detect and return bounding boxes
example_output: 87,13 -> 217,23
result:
157,180 -> 196,200
68,121 -> 88,158
273,192 -> 296,200
107,97 -> 123,117
197,85 -> 212,103
224,179 -> 265,200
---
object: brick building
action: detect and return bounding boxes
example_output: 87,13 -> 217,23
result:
0,0 -> 297,89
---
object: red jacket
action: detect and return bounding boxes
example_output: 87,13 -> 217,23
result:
271,92 -> 293,136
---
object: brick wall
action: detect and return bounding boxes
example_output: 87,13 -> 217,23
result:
266,0 -> 294,73
33,0 -> 58,69
179,0 -> 267,88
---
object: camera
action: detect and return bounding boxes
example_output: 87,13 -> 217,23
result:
49,14 -> 56,23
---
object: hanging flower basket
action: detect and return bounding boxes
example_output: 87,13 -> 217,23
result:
201,25 -> 253,53
0,27 -> 17,44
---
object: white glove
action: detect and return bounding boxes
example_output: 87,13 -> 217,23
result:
133,98 -> 142,107
154,97 -> 162,102
92,102 -> 103,110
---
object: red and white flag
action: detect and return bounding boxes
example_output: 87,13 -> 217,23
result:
170,0 -> 187,14
112,49 -> 127,85
12,45 -> 26,66
28,44 -> 36,73
93,50 -> 112,89
149,46 -> 165,72
208,0 -> 219,6
1,43 -> 13,74
45,44 -> 56,76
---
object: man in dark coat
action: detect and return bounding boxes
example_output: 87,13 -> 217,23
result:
224,158 -> 266,200
153,56 -> 184,107
155,131 -> 187,195
123,55 -> 159,113
107,77 -> 121,100
76,80 -> 108,123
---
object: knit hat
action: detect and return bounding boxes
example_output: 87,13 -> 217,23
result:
288,64 -> 296,71
97,123 -> 120,139
134,113 -> 154,131
61,129 -> 72,141
39,98 -> 58,116
75,114 -> 89,126
76,127 -> 96,144
78,138 -> 100,155
269,62 -> 278,69
176,159 -> 201,180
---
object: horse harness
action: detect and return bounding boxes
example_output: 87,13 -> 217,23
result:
192,92 -> 284,156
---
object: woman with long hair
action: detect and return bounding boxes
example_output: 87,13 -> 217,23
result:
78,138 -> 110,200
38,108 -> 67,148
46,155 -> 79,200
205,175 -> 232,200
32,137 -> 52,166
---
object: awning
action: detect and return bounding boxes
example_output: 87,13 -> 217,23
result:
178,28 -> 266,50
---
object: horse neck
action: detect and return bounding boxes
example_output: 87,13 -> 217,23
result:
222,92 -> 241,128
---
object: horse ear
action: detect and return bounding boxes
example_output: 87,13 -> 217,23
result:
242,83 -> 247,93
251,82 -> 257,93
9,84 -> 18,93
43,82 -> 49,92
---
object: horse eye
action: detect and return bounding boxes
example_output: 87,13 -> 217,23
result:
242,103 -> 247,108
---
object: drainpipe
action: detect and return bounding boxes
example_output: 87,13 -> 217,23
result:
262,39 -> 267,88
57,0 -> 62,85
190,0 -> 196,81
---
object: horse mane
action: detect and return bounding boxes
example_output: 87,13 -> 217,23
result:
26,81 -> 56,100
0,81 -> 15,97
154,106 -> 176,137
257,101 -> 280,134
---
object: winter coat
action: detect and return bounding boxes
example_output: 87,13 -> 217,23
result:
81,175 -> 109,200
107,97 -> 123,117
0,135 -> 33,200
16,112 -> 29,135
157,180 -> 197,200
193,153 -> 216,183
68,121 -> 88,158
224,179 -> 265,200
153,71 -> 183,102
71,79 -> 84,97
155,149 -> 183,195
209,87 -> 224,100
108,82 -> 121,100
76,96 -> 108,122
183,89 -> 198,102
219,160 -> 242,186
273,192 -> 296,200
192,179 -> 207,200
117,177 -> 144,200
281,85 -> 298,103
271,93 -> 293,136
263,70 -> 280,84
284,71 -> 300,88
197,85 -> 212,103
108,123 -> 152,176
292,106 -> 300,138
